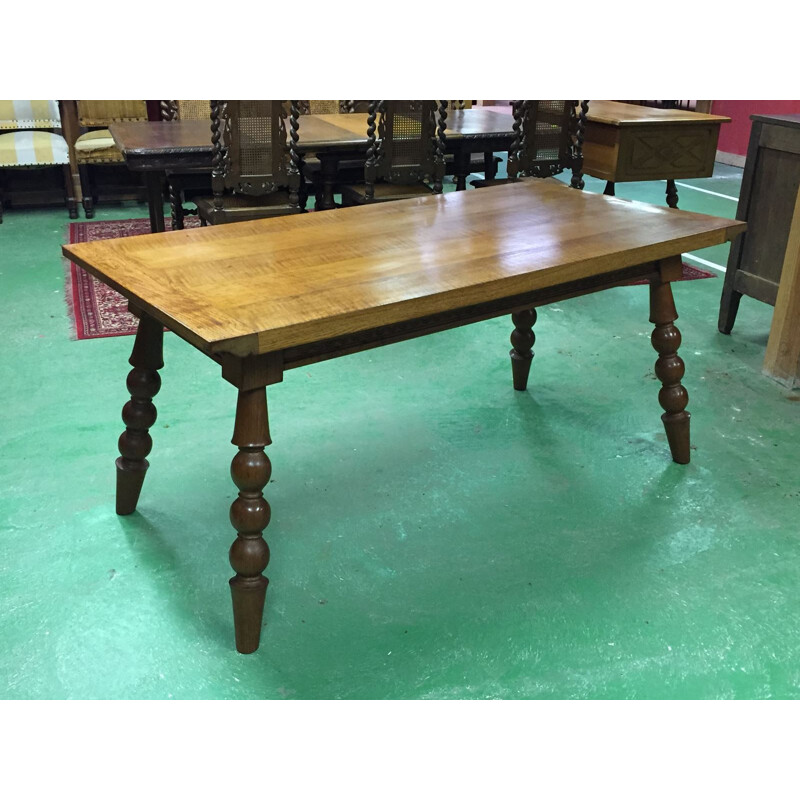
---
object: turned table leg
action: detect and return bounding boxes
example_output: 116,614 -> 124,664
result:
116,313 -> 164,515
650,277 -> 690,463
510,308 -> 537,391
145,171 -> 166,233
666,179 -> 679,209
316,153 -> 340,210
453,148 -> 470,191
229,386 -> 272,654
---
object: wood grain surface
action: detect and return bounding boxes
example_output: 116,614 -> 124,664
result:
63,180 -> 744,357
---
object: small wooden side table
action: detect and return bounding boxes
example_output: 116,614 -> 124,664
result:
581,101 -> 730,209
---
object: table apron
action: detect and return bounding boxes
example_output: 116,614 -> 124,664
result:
209,259 -> 665,387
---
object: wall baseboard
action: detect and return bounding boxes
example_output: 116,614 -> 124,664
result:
716,150 -> 746,168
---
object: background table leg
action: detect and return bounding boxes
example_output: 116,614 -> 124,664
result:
116,313 -> 163,514
666,179 -> 679,208
650,279 -> 690,463
145,171 -> 166,233
509,308 -> 537,391
229,386 -> 272,654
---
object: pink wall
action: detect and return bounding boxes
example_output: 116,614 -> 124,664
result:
712,100 -> 800,156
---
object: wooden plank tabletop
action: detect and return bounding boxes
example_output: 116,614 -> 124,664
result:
63,180 -> 744,357
585,101 -> 730,126
483,101 -> 730,126
110,115 -> 368,157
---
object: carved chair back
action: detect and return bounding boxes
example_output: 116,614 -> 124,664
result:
507,100 -> 589,188
160,100 -> 212,121
365,100 -> 446,196
210,100 -> 301,205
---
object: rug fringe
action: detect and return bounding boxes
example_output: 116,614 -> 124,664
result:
62,220 -> 79,341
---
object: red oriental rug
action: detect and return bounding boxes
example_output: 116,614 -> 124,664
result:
65,217 -> 199,340
64,217 -> 716,341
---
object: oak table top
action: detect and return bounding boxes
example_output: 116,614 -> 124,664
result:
581,100 -> 730,127
64,180 -> 743,359
62,179 -> 745,653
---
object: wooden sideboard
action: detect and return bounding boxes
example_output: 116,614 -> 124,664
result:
719,114 -> 800,334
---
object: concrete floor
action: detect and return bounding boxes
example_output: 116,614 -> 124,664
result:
1,163 -> 799,699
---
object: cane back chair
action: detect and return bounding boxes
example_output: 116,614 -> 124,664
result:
339,100 -> 447,206
72,100 -> 149,217
160,100 -> 213,229
0,100 -> 78,222
194,100 -> 303,226
472,100 -> 589,190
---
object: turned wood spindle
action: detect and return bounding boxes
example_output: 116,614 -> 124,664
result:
510,308 -> 537,391
650,279 -> 690,463
666,179 -> 679,209
229,387 -> 272,654
570,100 -> 589,190
116,313 -> 163,515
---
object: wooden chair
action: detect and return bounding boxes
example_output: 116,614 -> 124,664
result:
471,100 -> 589,190
0,100 -> 77,222
339,100 -> 446,206
193,100 -> 303,226
73,100 -> 149,217
160,100 -> 213,229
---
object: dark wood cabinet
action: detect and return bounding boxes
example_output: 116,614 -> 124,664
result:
719,113 -> 800,333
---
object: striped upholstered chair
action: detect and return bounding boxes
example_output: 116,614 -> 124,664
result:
0,100 -> 77,223
74,100 -> 149,217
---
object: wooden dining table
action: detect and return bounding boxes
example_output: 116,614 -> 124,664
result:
110,110 -> 523,231
62,179 -> 744,653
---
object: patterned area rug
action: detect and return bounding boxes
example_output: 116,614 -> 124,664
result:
64,217 -> 716,340
65,217 -> 199,340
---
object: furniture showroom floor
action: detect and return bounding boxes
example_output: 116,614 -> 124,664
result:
2,162 -> 799,699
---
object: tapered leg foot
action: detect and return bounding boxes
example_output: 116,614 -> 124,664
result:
229,387 -> 272,653
718,280 -> 742,334
604,181 -> 616,196
510,308 -> 537,391
650,280 -> 690,463
116,313 -> 164,514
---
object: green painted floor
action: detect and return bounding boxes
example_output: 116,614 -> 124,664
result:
2,162 -> 799,700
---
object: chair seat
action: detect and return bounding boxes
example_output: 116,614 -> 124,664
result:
75,129 -> 124,164
194,190 -> 303,225
0,130 -> 69,167
339,181 -> 437,205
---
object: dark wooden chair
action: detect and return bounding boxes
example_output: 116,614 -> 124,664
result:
194,100 -> 303,226
160,100 -> 213,229
339,100 -> 446,206
472,100 -> 589,190
73,100 -> 149,217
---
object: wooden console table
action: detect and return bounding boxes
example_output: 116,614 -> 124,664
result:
581,101 -> 730,208
63,181 -> 743,653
